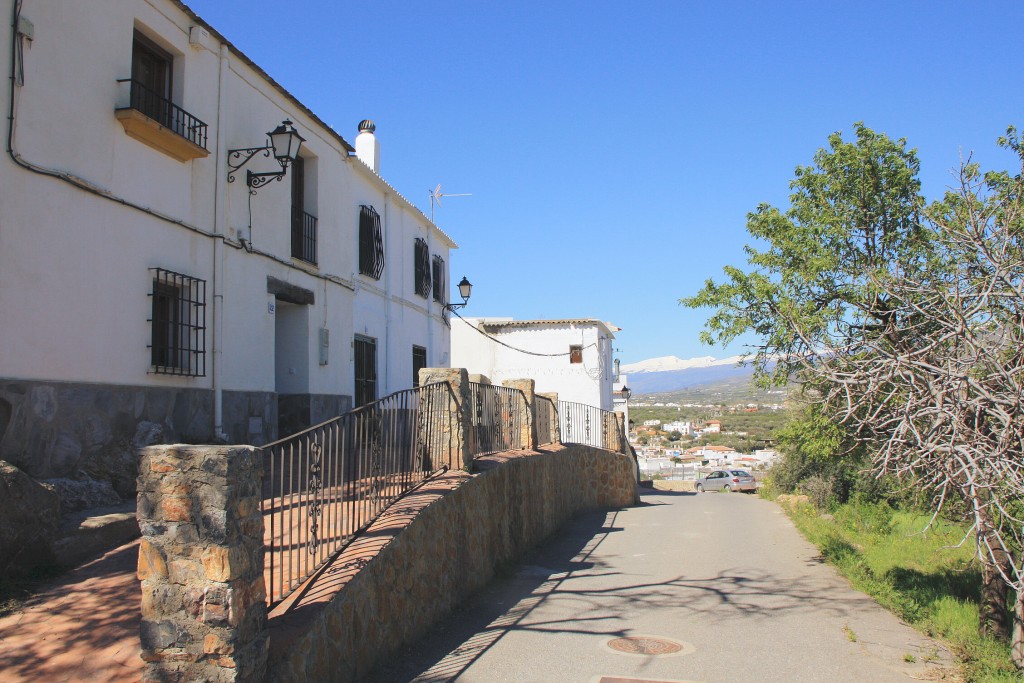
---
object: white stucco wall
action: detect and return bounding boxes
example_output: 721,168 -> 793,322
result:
0,0 -> 456,436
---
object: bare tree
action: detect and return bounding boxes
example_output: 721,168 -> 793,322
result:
803,130 -> 1024,664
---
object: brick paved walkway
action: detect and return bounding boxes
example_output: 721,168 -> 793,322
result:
0,540 -> 142,682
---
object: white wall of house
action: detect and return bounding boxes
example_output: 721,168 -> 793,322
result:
451,318 -> 617,409
0,0 -> 459,486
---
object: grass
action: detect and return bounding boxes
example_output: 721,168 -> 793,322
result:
780,499 -> 1019,682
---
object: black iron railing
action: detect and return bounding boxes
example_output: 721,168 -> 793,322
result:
535,395 -> 558,445
117,78 -> 208,150
468,383 -> 528,457
260,382 -> 454,609
291,207 -> 318,265
558,400 -> 623,450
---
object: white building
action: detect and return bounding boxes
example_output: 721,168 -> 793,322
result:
451,318 -> 618,409
0,0 -> 458,498
663,420 -> 693,435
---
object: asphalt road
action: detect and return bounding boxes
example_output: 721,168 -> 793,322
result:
366,488 -> 953,683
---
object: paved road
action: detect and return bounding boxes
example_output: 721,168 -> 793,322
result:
368,488 -> 952,683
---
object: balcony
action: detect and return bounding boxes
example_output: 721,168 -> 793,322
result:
291,207 -> 318,266
115,79 -> 209,162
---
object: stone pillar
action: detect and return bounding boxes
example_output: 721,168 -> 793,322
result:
538,392 -> 560,444
418,367 -> 473,472
614,413 -> 628,454
502,379 -> 537,450
137,445 -> 267,683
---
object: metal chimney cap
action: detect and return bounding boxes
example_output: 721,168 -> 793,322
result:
358,119 -> 376,133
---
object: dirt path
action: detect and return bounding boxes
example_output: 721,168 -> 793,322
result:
0,541 -> 141,683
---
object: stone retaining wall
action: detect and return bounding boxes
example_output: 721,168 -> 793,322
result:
136,372 -> 639,682
265,444 -> 636,682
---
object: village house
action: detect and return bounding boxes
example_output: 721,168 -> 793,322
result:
450,317 -> 620,409
0,0 -> 458,506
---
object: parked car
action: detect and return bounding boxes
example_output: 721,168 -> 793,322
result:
695,469 -> 756,493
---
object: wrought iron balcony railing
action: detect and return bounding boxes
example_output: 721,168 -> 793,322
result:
117,78 -> 208,150
291,207 -> 318,265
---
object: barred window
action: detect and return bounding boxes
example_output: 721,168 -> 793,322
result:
432,255 -> 445,303
149,268 -> 206,376
359,205 -> 384,279
414,238 -> 431,298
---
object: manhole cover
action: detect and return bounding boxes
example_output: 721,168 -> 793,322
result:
607,636 -> 683,655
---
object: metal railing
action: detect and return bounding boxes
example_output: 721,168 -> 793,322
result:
468,383 -> 527,457
558,400 -> 621,450
260,382 -> 455,608
117,78 -> 208,150
291,207 -> 318,265
535,395 -> 558,445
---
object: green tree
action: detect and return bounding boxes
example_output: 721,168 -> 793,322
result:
682,122 -> 929,390
684,122 -> 1024,665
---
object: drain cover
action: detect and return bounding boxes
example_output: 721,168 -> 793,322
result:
607,636 -> 683,655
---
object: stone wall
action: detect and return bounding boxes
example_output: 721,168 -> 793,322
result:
265,444 -> 637,682
0,379 -> 349,515
136,371 -> 638,682
0,379 -> 213,500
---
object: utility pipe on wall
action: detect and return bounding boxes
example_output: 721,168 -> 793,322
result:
211,43 -> 229,441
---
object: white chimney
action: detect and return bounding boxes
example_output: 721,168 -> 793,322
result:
355,119 -> 379,173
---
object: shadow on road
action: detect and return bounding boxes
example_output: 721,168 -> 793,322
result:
364,508 -> 626,682
365,494 -> 884,683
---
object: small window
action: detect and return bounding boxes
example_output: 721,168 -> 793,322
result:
359,205 -> 384,279
413,238 -> 431,298
569,345 -> 583,364
354,335 -> 377,406
149,268 -> 206,376
432,255 -> 445,303
412,345 -> 427,387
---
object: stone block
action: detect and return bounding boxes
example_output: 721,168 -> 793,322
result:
0,459 -> 60,578
138,539 -> 169,580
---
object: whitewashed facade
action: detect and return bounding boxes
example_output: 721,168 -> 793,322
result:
451,318 -> 618,409
0,0 -> 457,495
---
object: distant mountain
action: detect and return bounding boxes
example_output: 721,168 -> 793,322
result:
621,355 -> 753,394
622,355 -> 745,374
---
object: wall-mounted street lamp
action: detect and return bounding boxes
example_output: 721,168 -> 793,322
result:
444,276 -> 473,312
227,120 -> 306,193
619,386 -> 632,399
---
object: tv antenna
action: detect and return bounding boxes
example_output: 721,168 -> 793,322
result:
429,184 -> 471,223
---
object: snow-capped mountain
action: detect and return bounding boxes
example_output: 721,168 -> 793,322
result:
620,355 -> 752,394
621,355 -> 744,374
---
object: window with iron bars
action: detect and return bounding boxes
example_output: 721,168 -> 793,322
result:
148,268 -> 206,376
359,205 -> 384,279
432,255 -> 445,304
414,238 -> 431,298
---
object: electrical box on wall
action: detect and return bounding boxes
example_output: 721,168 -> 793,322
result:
319,328 -> 329,365
188,25 -> 210,49
17,16 -> 34,40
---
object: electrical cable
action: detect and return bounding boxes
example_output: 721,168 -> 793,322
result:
449,306 -> 599,357
5,0 -> 354,292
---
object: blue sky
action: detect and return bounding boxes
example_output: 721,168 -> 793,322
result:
184,0 -> 1022,364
